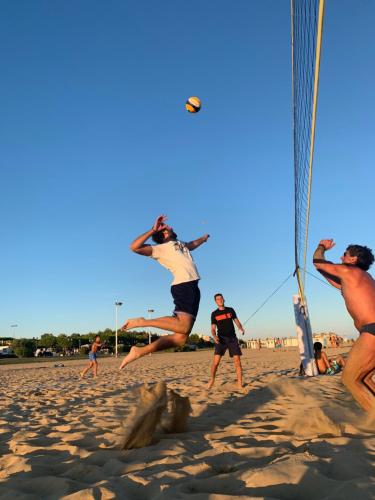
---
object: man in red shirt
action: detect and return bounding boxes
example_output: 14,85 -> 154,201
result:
207,293 -> 245,390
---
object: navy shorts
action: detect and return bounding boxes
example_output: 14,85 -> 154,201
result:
360,323 -> 375,336
89,352 -> 97,361
215,337 -> 242,357
171,279 -> 200,319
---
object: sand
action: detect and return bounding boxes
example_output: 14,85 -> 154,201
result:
0,347 -> 374,499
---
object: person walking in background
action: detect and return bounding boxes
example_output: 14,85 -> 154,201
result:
80,335 -> 102,379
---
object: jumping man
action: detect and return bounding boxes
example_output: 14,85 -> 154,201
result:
119,215 -> 209,369
313,239 -> 375,412
207,293 -> 245,390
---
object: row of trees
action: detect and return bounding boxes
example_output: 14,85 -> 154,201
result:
1,330 -> 212,358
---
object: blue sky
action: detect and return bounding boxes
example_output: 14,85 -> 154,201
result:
1,0 -> 374,340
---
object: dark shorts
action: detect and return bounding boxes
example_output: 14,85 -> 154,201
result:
215,337 -> 242,357
89,352 -> 97,361
360,323 -> 375,336
171,279 -> 200,319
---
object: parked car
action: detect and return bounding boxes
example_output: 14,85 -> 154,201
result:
0,346 -> 17,358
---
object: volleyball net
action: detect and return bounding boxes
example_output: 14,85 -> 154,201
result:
291,0 -> 325,303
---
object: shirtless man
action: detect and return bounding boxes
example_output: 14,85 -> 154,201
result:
313,239 -> 375,412
119,215 -> 209,369
80,335 -> 102,378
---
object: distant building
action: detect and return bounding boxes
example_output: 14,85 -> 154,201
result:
246,340 -> 260,349
283,337 -> 298,347
246,337 -> 298,349
245,332 -> 352,350
312,332 -> 344,348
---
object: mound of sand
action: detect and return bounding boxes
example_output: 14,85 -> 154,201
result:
120,382 -> 192,450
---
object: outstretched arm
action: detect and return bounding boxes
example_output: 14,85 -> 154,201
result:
130,215 -> 167,256
313,239 -> 345,289
186,234 -> 210,251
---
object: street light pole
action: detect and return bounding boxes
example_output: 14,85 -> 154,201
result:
147,309 -> 154,355
115,301 -> 123,357
10,324 -> 18,339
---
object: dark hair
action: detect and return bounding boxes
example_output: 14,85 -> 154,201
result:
214,293 -> 223,300
346,244 -> 374,271
152,231 -> 165,244
314,342 -> 322,351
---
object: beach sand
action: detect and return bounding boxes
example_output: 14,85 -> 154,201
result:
0,348 -> 374,499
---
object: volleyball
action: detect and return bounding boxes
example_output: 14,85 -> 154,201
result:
185,96 -> 201,113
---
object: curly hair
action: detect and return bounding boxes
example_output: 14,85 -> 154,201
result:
151,230 -> 165,244
346,244 -> 374,271
152,229 -> 177,244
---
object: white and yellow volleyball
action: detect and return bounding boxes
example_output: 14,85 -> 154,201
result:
185,96 -> 201,113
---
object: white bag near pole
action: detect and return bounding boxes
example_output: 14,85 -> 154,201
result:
293,294 -> 318,376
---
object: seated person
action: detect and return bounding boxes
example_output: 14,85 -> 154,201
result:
314,341 -> 346,375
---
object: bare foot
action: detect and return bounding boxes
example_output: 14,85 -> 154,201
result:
206,379 -> 215,390
119,346 -> 142,369
121,317 -> 146,331
80,372 -> 84,379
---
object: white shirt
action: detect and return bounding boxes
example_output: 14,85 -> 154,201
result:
151,240 -> 200,285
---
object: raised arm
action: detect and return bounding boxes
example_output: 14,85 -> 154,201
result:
313,239 -> 346,289
130,215 -> 167,257
186,234 -> 210,251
